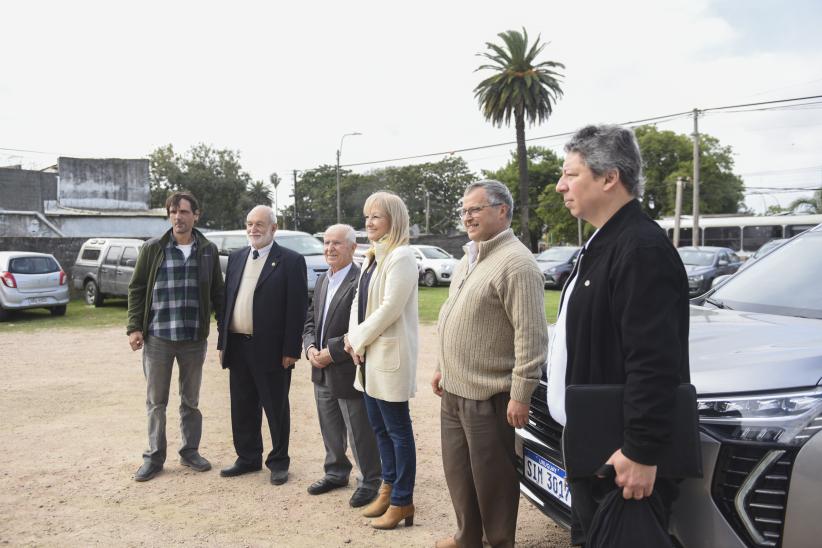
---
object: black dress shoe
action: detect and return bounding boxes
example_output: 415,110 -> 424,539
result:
180,453 -> 212,472
220,462 -> 262,477
135,462 -> 163,482
349,487 -> 378,508
307,478 -> 347,495
270,469 -> 289,485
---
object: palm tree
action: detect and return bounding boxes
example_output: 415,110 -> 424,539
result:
247,180 -> 273,207
474,28 -> 564,249
788,189 -> 822,214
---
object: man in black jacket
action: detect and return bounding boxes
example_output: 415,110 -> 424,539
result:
546,125 -> 689,545
217,205 -> 307,485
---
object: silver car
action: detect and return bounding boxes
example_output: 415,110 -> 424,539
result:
206,229 -> 328,294
0,251 -> 70,321
410,245 -> 459,287
516,223 -> 822,547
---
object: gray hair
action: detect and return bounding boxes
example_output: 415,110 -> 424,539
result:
249,205 -> 277,225
464,179 -> 514,221
564,124 -> 643,197
324,223 -> 356,244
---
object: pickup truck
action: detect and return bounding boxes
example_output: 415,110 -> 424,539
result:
71,238 -> 144,306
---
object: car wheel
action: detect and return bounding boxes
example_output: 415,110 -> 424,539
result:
423,270 -> 437,288
0,305 -> 9,322
85,280 -> 104,307
50,305 -> 67,316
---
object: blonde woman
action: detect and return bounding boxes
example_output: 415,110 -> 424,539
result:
344,191 -> 419,530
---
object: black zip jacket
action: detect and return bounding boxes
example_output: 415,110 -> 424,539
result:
564,199 -> 690,466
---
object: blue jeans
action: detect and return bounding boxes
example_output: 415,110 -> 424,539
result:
363,393 -> 416,506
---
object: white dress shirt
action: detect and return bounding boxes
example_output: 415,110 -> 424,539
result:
546,229 -> 599,426
319,262 -> 352,345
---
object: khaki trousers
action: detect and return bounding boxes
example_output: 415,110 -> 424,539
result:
441,391 -> 519,548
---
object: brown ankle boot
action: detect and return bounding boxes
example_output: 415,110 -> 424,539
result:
361,483 -> 392,517
371,503 -> 415,529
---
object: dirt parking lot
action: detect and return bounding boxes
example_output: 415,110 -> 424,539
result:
0,324 -> 570,547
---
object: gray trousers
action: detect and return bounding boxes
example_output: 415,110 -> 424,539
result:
314,383 -> 381,490
441,391 -> 519,548
142,336 -> 207,465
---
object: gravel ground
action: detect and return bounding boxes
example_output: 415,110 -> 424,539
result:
0,325 -> 571,547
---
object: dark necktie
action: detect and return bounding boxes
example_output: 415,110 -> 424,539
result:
252,249 -> 259,260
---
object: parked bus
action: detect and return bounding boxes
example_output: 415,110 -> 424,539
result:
656,214 -> 822,256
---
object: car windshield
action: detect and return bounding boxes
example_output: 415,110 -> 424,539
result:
420,247 -> 451,259
9,256 -> 59,274
751,239 -> 787,259
537,247 -> 578,262
678,249 -> 716,266
712,231 -> 822,319
277,234 -> 324,256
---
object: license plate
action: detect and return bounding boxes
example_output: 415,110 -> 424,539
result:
28,297 -> 48,304
524,448 -> 572,508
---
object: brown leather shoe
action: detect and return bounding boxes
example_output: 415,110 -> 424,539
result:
371,503 -> 414,529
361,483 -> 392,517
435,536 -> 457,548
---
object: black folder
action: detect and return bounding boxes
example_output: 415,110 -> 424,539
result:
563,383 -> 703,480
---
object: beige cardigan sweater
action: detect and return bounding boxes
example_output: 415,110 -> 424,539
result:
348,242 -> 419,402
437,229 -> 547,403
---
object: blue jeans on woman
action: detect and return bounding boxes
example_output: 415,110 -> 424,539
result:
362,392 -> 416,506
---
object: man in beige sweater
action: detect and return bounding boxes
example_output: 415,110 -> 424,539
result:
432,180 -> 548,548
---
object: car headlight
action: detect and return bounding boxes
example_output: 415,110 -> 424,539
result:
688,274 -> 705,282
545,267 -> 558,274
698,387 -> 822,446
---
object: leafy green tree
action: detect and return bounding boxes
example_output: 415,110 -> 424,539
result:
474,28 -> 564,249
282,157 -> 476,235
634,126 -> 692,217
634,126 -> 745,218
148,144 -> 181,209
483,146 -> 563,249
386,156 -> 476,234
148,144 -> 254,229
247,180 -> 273,207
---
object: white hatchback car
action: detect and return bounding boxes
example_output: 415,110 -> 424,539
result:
0,251 -> 70,321
410,245 -> 460,287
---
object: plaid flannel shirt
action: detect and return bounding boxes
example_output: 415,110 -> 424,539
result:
148,239 -> 201,341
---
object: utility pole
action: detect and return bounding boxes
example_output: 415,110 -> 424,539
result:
269,172 -> 280,224
577,217 -> 583,246
692,108 -> 701,247
425,189 -> 430,234
336,132 -> 362,224
293,169 -> 299,231
673,177 -> 684,247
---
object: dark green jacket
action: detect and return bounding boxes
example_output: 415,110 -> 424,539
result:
127,228 -> 225,340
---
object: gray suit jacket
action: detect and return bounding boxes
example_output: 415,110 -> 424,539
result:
302,263 -> 361,399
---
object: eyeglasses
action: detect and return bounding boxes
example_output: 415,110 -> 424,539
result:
459,203 -> 502,218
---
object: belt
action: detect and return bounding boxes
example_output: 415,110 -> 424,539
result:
229,332 -> 253,341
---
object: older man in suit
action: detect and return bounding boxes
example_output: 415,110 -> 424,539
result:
303,224 -> 381,508
217,205 -> 307,485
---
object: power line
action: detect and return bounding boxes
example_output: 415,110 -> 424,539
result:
4,93 -> 822,173
0,146 -> 60,155
700,94 -> 822,113
339,94 -> 822,169
739,165 -> 822,176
